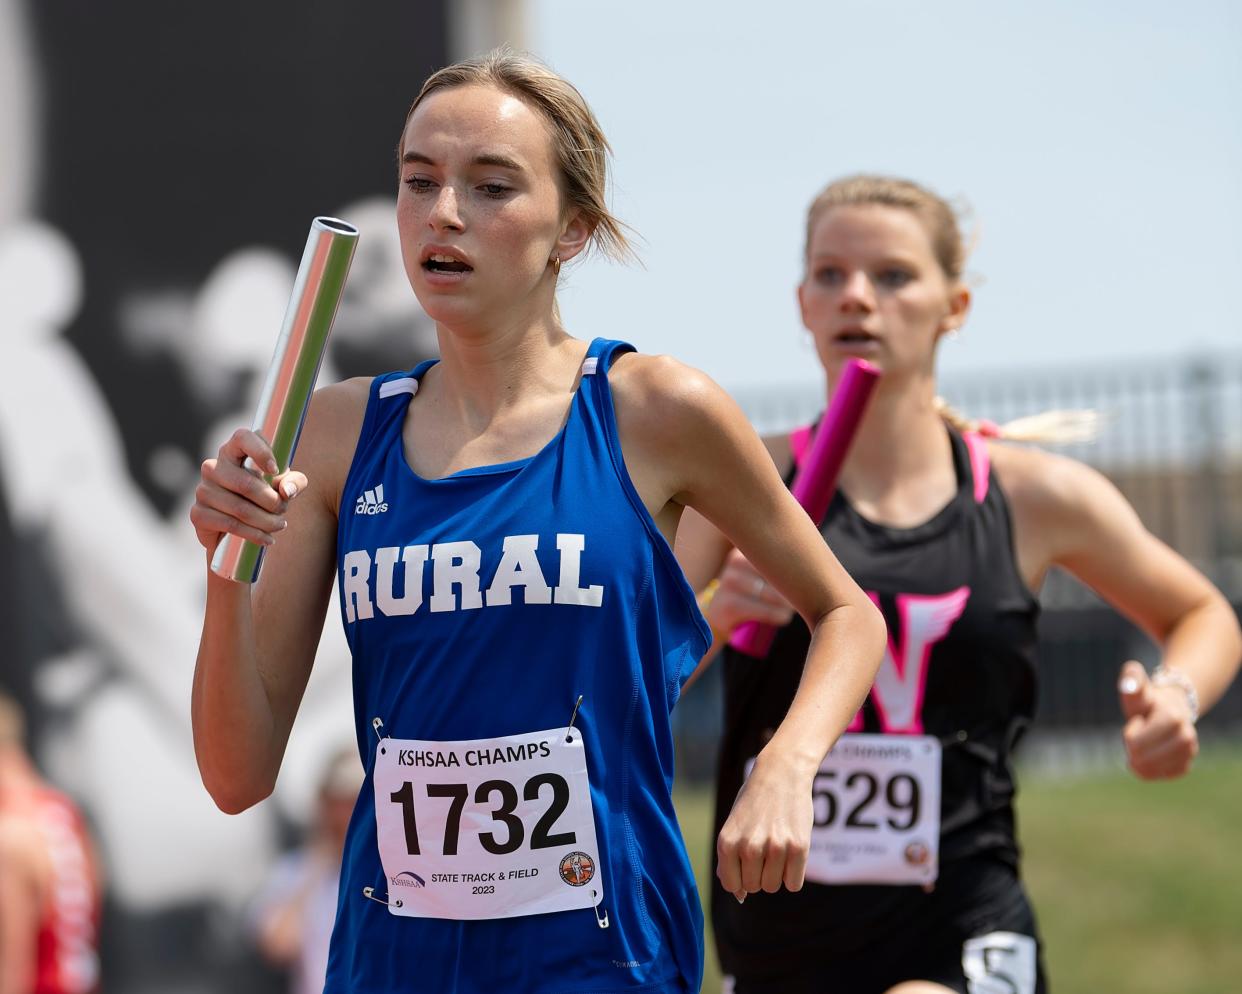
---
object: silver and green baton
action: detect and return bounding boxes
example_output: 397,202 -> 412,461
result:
210,216 -> 360,583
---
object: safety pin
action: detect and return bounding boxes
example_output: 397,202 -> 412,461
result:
565,695 -> 584,743
591,889 -> 609,929
373,717 -> 391,756
362,886 -> 403,910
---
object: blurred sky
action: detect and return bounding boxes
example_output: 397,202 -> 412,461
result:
527,0 -> 1242,391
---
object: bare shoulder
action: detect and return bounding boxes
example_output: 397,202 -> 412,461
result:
607,352 -> 735,450
306,377 -> 372,437
298,377 -> 370,462
988,439 -> 1131,535
0,813 -> 47,871
295,377 -> 373,510
607,352 -> 793,477
606,351 -> 781,511
608,352 -> 721,411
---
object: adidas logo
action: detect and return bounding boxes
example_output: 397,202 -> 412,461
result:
355,484 -> 389,515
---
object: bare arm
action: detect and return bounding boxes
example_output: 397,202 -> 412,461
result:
998,444 -> 1242,779
674,433 -> 799,689
190,381 -> 368,813
612,356 -> 886,897
0,820 -> 44,994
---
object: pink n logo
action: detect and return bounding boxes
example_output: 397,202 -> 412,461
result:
847,586 -> 970,734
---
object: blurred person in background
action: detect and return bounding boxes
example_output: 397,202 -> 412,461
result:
677,175 -> 1242,994
0,690 -> 102,994
249,746 -> 362,994
190,50 -> 884,994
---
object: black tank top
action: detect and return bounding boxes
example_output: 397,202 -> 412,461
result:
711,425 -> 1040,968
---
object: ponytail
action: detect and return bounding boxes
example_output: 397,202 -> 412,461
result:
935,397 -> 1101,445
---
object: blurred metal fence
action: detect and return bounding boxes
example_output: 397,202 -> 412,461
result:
675,352 -> 1242,782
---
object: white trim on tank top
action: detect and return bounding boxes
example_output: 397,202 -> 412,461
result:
379,377 -> 419,399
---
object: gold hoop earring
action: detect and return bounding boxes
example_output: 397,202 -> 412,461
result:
552,255 -> 562,276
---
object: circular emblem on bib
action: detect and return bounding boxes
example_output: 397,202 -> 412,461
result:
904,840 -> 931,867
559,851 -> 596,887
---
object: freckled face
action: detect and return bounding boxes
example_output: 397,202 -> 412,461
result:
397,84 -> 567,328
798,205 -> 966,380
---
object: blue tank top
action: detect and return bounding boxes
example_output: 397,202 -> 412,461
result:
324,338 -> 710,994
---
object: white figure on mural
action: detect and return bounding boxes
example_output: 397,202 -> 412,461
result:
0,219 -> 278,911
0,0 -> 36,228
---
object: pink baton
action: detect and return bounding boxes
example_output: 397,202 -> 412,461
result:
728,358 -> 881,658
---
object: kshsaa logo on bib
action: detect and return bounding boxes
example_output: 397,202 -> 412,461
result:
356,483 -> 389,515
391,870 -> 426,888
558,852 -> 595,887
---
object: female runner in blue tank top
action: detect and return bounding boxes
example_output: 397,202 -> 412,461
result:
189,55 -> 887,994
677,175 -> 1242,994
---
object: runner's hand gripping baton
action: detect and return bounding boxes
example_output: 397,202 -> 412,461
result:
728,358 -> 881,658
210,216 -> 360,583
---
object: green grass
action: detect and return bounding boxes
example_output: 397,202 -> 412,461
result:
674,746 -> 1242,994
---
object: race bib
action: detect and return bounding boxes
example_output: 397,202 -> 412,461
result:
372,727 -> 605,920
749,733 -> 941,885
963,932 -> 1038,994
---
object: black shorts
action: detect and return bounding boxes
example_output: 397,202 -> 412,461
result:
717,855 -> 1048,994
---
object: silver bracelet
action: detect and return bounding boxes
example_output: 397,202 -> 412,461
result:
1152,665 -> 1200,725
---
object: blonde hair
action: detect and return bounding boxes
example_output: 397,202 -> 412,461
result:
400,49 -> 635,265
806,174 -> 1098,445
805,174 -> 967,281
934,398 -> 1103,446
